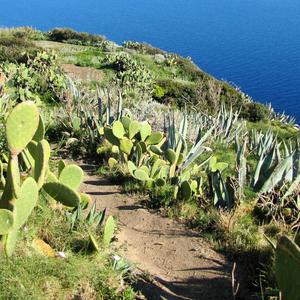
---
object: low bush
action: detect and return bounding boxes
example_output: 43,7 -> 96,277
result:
47,28 -> 106,45
240,102 -> 269,122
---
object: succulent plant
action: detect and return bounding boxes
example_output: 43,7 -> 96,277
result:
275,235 -> 300,300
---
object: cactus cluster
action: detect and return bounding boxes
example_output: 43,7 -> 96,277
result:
0,102 -> 91,256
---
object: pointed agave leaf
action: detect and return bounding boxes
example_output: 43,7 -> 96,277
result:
281,174 -> 300,203
260,152 -> 294,194
181,126 -> 214,170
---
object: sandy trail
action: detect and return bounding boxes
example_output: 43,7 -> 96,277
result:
78,162 -> 235,300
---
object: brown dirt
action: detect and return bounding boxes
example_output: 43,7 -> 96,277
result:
78,162 -> 242,300
62,64 -> 103,82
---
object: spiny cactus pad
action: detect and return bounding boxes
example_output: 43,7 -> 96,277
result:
156,178 -> 166,187
80,193 -> 92,209
103,216 -> 116,247
112,120 -> 125,139
134,168 -> 150,181
150,145 -> 163,155
59,165 -> 84,190
108,157 -> 118,168
6,101 -> 39,155
0,209 -> 14,235
275,235 -> 300,300
145,132 -> 164,145
0,156 -> 21,208
4,227 -> 18,257
127,161 -> 137,177
104,127 -> 120,146
32,115 -> 45,142
47,171 -> 59,183
165,149 -> 177,164
43,182 -> 80,207
180,180 -> 192,200
140,122 -> 152,141
128,120 -> 140,139
14,177 -> 38,229
120,138 -> 133,156
34,139 -> 51,189
121,116 -> 131,130
58,160 -> 67,176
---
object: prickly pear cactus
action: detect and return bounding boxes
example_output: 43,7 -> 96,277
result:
275,235 -> 300,300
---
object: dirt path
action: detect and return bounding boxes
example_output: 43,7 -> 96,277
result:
77,162 -> 237,300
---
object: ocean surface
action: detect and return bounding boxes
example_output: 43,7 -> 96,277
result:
1,0 -> 300,122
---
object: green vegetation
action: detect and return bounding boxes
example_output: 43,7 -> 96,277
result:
0,27 -> 299,299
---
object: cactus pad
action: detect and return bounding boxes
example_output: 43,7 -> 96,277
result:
103,216 -> 115,247
140,122 -> 152,141
120,138 -> 133,156
59,165 -> 84,190
43,182 -> 80,207
150,145 -> 163,155
34,139 -> 51,189
58,160 -> 66,176
156,178 -> 166,187
80,193 -> 92,209
165,149 -> 177,164
127,161 -> 137,177
32,115 -> 45,142
0,209 -> 14,235
180,180 -> 192,200
4,227 -> 18,257
275,235 -> 300,300
108,157 -> 118,168
104,127 -> 120,146
121,116 -> 131,130
14,177 -> 38,229
128,120 -> 140,139
134,168 -> 150,181
6,101 -> 39,155
112,120 -> 125,139
145,132 -> 164,145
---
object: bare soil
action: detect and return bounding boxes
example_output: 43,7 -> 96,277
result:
78,162 -> 242,300
62,64 -> 103,82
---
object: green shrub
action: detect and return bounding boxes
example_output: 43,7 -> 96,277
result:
123,41 -> 166,55
0,35 -> 39,63
155,79 -> 196,107
240,102 -> 269,122
152,84 -> 165,99
47,28 -> 105,45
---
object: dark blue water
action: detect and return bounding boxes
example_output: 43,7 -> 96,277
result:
1,0 -> 300,121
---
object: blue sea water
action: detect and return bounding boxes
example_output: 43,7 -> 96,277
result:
1,0 -> 300,122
